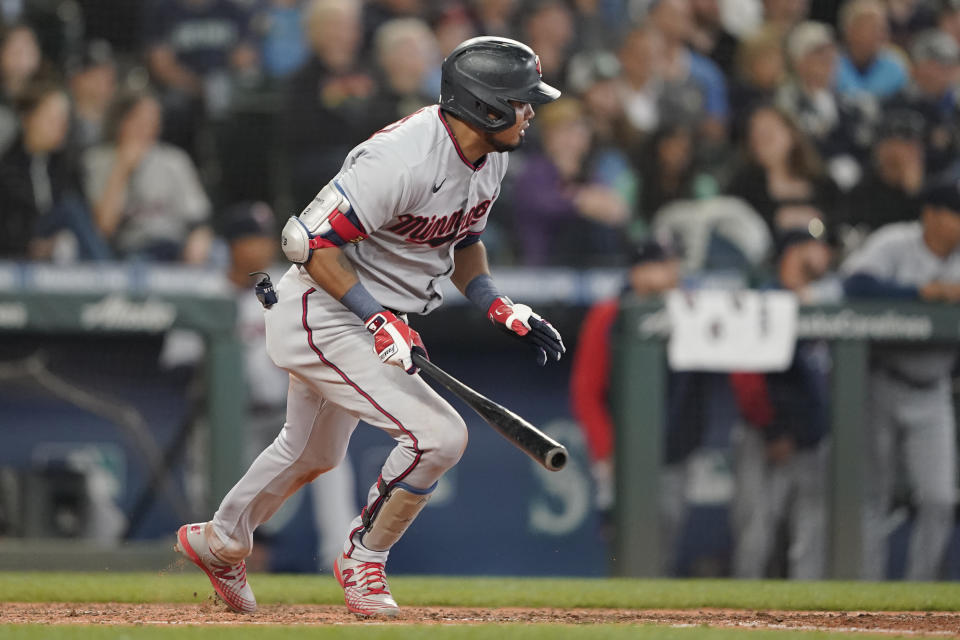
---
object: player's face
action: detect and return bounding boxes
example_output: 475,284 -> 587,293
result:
485,101 -> 535,152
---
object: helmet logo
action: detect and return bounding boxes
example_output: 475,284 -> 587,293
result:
535,55 -> 542,77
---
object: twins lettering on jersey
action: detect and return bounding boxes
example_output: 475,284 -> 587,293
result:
386,199 -> 491,247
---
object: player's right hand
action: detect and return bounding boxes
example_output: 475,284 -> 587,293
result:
365,311 -> 426,375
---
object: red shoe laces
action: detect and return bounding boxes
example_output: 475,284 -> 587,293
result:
356,562 -> 389,595
211,560 -> 246,585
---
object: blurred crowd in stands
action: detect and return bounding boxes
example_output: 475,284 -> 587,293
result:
2,0 -> 960,269
3,0 -> 960,581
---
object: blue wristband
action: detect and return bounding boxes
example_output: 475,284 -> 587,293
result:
464,274 -> 502,312
340,282 -> 386,320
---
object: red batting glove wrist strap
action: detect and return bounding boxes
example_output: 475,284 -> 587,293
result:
486,296 -> 512,322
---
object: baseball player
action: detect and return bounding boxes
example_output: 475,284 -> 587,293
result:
174,36 -> 565,616
842,176 -> 960,580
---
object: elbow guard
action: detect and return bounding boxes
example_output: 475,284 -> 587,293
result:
281,181 -> 367,263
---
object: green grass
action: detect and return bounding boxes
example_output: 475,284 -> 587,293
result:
2,571 -> 960,611
0,626 -> 921,640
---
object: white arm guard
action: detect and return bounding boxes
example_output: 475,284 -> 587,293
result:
280,181 -> 357,264
281,216 -> 312,264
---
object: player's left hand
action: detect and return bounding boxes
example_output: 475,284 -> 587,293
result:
487,297 -> 565,365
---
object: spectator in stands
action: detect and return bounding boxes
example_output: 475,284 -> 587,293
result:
887,30 -> 960,175
0,2 -> 82,67
729,26 -> 786,140
842,176 -> 960,580
689,0 -> 739,76
430,3 -> 477,58
648,0 -> 729,143
617,26 -> 667,144
570,0 -> 630,53
283,0 -> 374,208
776,21 -> 875,188
365,18 -> 437,131
566,50 -> 627,149
636,122 -> 717,224
726,105 -> 841,236
519,0 -> 575,94
0,1 -> 17,25
938,0 -> 960,47
468,0 -> 518,39
361,0 -> 425,53
82,90 -> 213,263
511,97 -> 634,266
424,3 -> 475,97
0,23 -> 42,154
254,0 -> 310,80
67,39 -> 118,151
0,80 -> 110,261
835,0 -> 908,100
142,0 -> 259,151
761,0 -> 808,33
844,108 -> 925,235
729,227 -> 832,579
887,0 -> 939,49
570,237 -> 711,574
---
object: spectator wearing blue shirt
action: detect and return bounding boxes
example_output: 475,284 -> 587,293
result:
835,0 -> 908,100
648,0 -> 729,143
254,0 -> 309,80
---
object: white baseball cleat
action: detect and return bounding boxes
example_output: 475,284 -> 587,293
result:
175,523 -> 257,613
334,552 -> 400,617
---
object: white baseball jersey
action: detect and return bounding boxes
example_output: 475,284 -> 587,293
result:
316,104 -> 508,314
842,221 -> 960,382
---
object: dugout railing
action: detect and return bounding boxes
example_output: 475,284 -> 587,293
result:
611,298 -> 960,579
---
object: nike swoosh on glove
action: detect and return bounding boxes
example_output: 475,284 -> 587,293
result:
365,311 -> 427,374
487,297 -> 566,366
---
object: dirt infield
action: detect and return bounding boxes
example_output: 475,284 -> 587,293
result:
2,602 -> 960,635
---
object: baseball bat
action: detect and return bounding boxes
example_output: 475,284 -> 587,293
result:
411,351 -> 568,471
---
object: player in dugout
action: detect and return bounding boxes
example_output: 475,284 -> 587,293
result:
174,36 -> 566,616
842,175 -> 960,580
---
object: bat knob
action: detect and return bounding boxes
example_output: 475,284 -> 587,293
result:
545,447 -> 568,471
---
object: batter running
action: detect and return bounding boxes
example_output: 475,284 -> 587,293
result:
175,36 -> 565,616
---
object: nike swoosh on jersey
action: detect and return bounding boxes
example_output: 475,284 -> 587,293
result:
432,178 -> 446,193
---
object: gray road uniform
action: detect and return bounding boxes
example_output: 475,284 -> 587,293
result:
842,221 -> 960,580
208,105 -> 508,565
